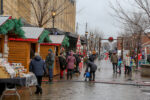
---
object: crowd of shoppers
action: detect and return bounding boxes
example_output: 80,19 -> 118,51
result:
29,49 -> 99,95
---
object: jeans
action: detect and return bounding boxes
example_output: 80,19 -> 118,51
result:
67,69 -> 73,80
49,68 -> 53,79
125,66 -> 131,74
113,63 -> 117,73
90,71 -> 95,81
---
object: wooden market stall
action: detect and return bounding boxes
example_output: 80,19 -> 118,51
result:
40,35 -> 65,75
8,27 -> 50,71
0,16 -> 14,58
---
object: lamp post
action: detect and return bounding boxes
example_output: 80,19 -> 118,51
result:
51,9 -> 56,29
85,31 -> 88,54
91,33 -> 94,51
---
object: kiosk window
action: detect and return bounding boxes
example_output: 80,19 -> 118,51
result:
56,46 -> 58,56
30,43 -> 36,59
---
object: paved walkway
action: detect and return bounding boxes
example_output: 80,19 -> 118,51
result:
2,59 -> 150,100
60,59 -> 150,86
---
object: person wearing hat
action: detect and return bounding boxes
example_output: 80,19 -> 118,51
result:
45,49 -> 55,82
111,51 -> 118,73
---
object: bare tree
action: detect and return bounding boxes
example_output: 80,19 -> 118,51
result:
14,0 -> 74,27
110,0 -> 150,66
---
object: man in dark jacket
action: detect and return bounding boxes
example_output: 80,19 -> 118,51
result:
89,54 -> 95,62
74,53 -> 81,74
45,49 -> 55,82
86,60 -> 97,81
111,52 -> 118,73
29,55 -> 46,94
147,55 -> 150,63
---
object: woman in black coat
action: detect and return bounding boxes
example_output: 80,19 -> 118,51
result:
59,53 -> 66,79
86,60 -> 97,81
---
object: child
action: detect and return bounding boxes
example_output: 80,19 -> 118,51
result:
118,57 -> 122,74
84,72 -> 90,81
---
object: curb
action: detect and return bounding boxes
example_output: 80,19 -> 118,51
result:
42,80 -> 150,87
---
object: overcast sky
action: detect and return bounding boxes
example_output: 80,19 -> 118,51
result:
76,0 -> 123,38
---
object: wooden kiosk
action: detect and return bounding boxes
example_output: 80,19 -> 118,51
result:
8,27 -> 49,71
40,35 -> 65,75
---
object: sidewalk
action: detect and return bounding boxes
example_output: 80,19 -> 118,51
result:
69,59 -> 150,86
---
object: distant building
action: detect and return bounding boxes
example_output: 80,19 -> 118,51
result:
117,33 -> 150,55
3,0 -> 76,33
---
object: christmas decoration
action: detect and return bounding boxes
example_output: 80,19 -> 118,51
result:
108,37 -> 114,42
38,30 -> 52,43
0,18 -> 25,38
62,36 -> 69,47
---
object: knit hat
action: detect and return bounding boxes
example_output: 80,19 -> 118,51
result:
48,48 -> 53,52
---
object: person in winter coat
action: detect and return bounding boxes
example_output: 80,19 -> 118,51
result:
147,55 -> 150,63
117,57 -> 122,74
74,53 -> 81,73
124,54 -> 131,74
29,54 -> 46,94
66,52 -> 76,80
111,52 -> 118,73
58,52 -> 66,79
85,60 -> 97,81
89,54 -> 95,62
45,49 -> 55,82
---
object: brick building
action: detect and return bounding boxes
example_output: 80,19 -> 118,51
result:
117,33 -> 150,55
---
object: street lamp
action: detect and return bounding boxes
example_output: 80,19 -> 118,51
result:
51,10 -> 56,29
85,31 -> 88,54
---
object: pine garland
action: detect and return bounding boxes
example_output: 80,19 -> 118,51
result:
62,36 -> 70,47
0,18 -> 25,38
38,30 -> 52,43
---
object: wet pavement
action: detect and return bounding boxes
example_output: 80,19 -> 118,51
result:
31,59 -> 150,100
2,59 -> 150,100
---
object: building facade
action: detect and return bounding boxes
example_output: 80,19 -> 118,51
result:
3,0 -> 76,33
117,34 -> 150,55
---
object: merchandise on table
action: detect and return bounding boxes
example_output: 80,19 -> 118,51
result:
11,63 -> 27,77
0,58 -> 16,78
0,58 -> 28,78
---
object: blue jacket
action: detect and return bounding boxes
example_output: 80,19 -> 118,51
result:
29,56 -> 46,76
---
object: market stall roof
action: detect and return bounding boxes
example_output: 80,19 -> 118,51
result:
0,16 -> 11,26
65,32 -> 86,44
49,35 -> 65,44
9,27 -> 51,43
40,35 -> 65,46
45,28 -> 65,35
22,27 -> 44,39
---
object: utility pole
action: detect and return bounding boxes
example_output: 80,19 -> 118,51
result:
85,22 -> 88,53
121,37 -> 124,60
99,37 -> 101,55
76,22 -> 78,34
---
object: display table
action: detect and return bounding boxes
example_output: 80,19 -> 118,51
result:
0,73 -> 37,100
0,77 -> 26,86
